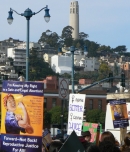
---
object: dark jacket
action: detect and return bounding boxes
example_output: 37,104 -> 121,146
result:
79,136 -> 91,150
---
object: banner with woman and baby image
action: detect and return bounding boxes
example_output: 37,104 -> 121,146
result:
1,80 -> 44,152
109,99 -> 129,128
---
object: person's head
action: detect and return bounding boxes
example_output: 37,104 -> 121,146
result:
49,141 -> 62,152
100,131 -> 116,144
82,131 -> 91,142
99,140 -> 121,152
3,94 -> 16,112
86,144 -> 100,152
124,132 -> 130,147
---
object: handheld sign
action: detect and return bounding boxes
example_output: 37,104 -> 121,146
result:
1,81 -> 44,152
82,122 -> 102,143
59,131 -> 85,152
67,94 -> 86,136
109,99 -> 129,128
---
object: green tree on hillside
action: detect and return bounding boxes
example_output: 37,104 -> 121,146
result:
112,45 -> 127,53
61,26 -> 73,47
79,32 -> 89,40
98,62 -> 111,80
73,39 -> 84,49
84,40 -> 99,57
38,30 -> 60,49
29,47 -> 56,81
97,45 -> 112,53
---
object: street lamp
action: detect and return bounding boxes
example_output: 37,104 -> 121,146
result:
70,46 -> 75,93
7,6 -> 50,81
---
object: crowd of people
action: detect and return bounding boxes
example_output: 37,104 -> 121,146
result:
42,129 -> 130,152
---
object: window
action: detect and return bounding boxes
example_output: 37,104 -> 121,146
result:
76,7 -> 78,14
70,8 -> 72,13
89,100 -> 93,110
73,8 -> 75,13
52,98 -> 57,107
44,98 -> 47,109
98,100 -> 102,110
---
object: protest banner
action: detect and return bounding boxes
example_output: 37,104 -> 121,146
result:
82,122 -> 102,143
1,80 -> 44,152
67,94 -> 86,136
109,99 -> 129,128
59,130 -> 85,152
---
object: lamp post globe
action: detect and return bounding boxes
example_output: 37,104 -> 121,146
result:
7,9 -> 13,24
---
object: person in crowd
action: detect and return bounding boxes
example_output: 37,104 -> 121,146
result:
86,144 -> 100,152
79,131 -> 92,151
49,141 -> 63,152
100,131 -> 116,144
42,128 -> 52,151
82,131 -> 91,142
99,140 -> 121,152
120,132 -> 130,152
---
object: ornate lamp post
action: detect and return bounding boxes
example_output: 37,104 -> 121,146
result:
7,6 -> 50,81
70,46 -> 75,93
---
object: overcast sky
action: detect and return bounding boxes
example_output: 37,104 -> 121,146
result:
1,0 -> 130,51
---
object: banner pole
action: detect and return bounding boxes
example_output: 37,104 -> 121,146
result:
119,86 -> 127,145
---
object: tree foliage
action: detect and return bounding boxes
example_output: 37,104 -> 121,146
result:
38,30 -> 60,49
49,106 -> 68,125
79,32 -> 89,40
61,26 -> 74,47
44,109 -> 51,128
112,45 -> 127,53
86,109 -> 106,127
29,47 -> 56,81
97,62 -> 111,80
84,40 -> 99,57
97,45 -> 112,54
73,39 -> 84,49
38,26 -> 128,59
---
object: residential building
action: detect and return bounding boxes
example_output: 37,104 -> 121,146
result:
83,57 -> 100,71
0,53 -> 18,80
43,53 -> 54,65
108,62 -> 121,76
0,37 -> 24,54
121,62 -> 130,79
7,47 -> 26,67
79,79 -> 93,85
51,55 -> 72,75
119,56 -> 130,63
43,76 -> 58,89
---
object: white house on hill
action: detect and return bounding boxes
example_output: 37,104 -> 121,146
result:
51,55 -> 72,75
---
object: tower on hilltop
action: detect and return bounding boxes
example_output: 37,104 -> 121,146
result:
69,1 -> 79,39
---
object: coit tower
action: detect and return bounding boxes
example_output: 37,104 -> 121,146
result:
69,1 -> 79,39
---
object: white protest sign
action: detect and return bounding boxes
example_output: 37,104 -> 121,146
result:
67,94 -> 86,136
